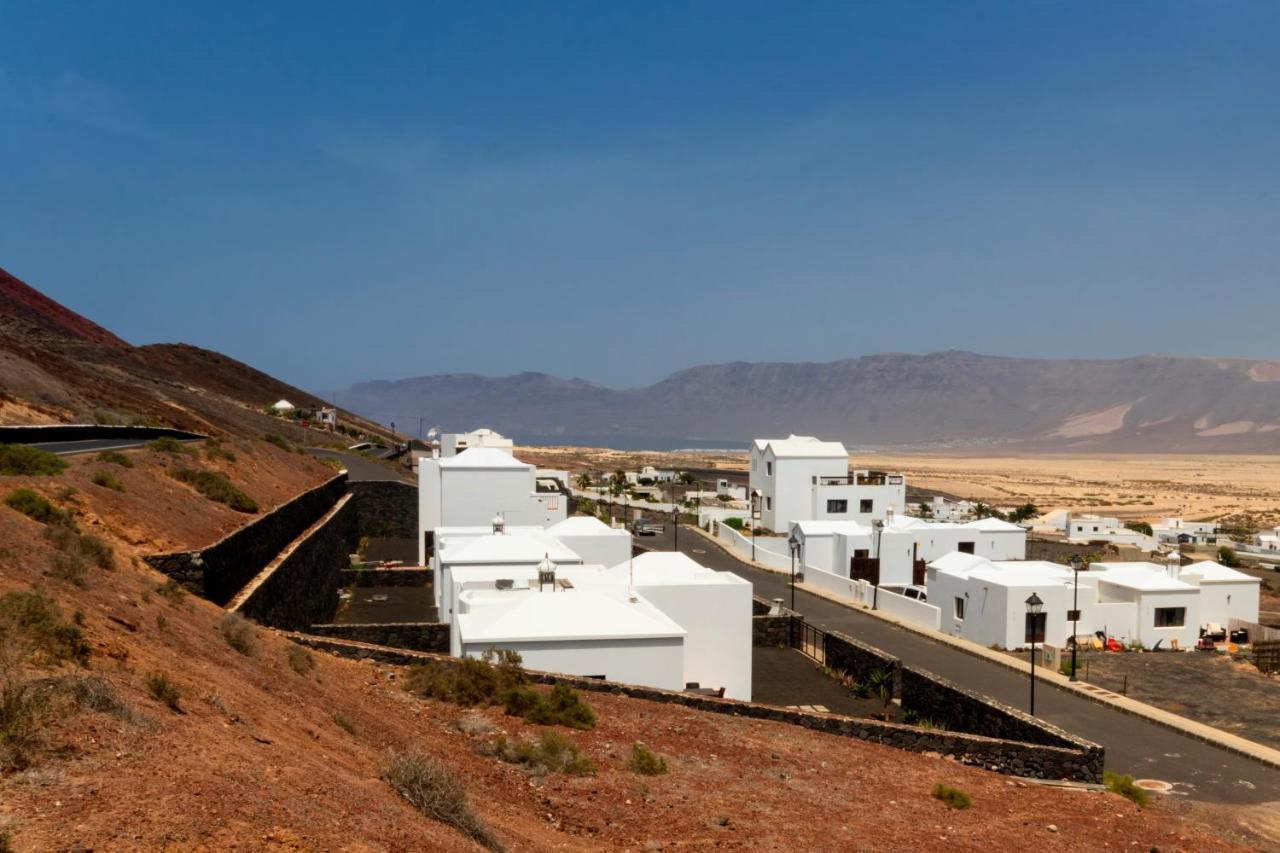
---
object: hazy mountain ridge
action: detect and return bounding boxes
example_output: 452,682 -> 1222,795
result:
336,351 -> 1280,451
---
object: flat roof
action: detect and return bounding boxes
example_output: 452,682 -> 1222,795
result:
606,550 -> 750,587
753,435 -> 848,458
457,587 -> 685,643
793,520 -> 872,536
440,532 -> 582,565
545,515 -> 629,537
438,447 -> 530,470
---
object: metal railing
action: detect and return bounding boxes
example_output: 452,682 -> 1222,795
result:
790,617 -> 827,665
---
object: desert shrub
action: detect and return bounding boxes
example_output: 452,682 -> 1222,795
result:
49,553 -> 88,586
500,685 -> 543,718
722,517 -> 745,530
203,440 -> 237,462
42,525 -> 114,572
0,679 -> 52,771
627,742 -> 668,775
0,589 -> 91,666
0,444 -> 67,476
1217,546 -> 1240,568
90,470 -> 125,492
62,675 -> 149,727
263,433 -> 294,453
452,713 -> 497,737
170,468 -> 258,513
522,683 -> 596,730
1103,771 -> 1149,807
931,783 -> 971,809
145,672 -> 182,711
75,534 -> 114,570
155,578 -> 187,603
492,729 -> 595,776
95,450 -> 134,468
404,655 -> 526,708
155,613 -> 168,632
332,712 -> 357,735
383,749 -> 502,851
219,612 -> 257,656
147,437 -> 195,455
0,828 -> 12,852
5,489 -> 73,526
287,645 -> 315,675
56,486 -> 78,501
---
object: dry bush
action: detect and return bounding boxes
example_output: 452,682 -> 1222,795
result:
170,468 -> 258,513
383,750 -> 502,851
332,712 -> 357,735
627,742 -> 668,775
145,672 -> 182,711
286,645 -> 314,675
90,470 -> 125,492
95,450 -> 134,468
219,613 -> 257,656
0,444 -> 67,475
932,783 -> 971,809
489,729 -> 595,776
5,489 -> 73,526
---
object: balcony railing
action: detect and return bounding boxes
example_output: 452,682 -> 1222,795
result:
816,473 -> 905,487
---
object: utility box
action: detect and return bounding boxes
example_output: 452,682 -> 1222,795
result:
1040,644 -> 1061,673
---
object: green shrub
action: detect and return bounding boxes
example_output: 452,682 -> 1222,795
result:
170,468 -> 258,513
91,470 -> 125,492
203,440 -> 237,462
627,742 -> 668,775
42,525 -> 114,571
147,436 -> 196,455
722,517 -> 745,530
404,653 -> 527,708
492,729 -> 595,776
49,552 -> 88,586
0,444 -> 68,476
931,783 -> 971,809
5,488 -> 73,526
219,612 -> 257,656
263,433 -> 294,453
1217,545 -> 1240,568
500,685 -> 543,718
0,588 -> 91,666
95,450 -> 134,468
287,645 -> 315,675
145,672 -> 182,711
522,683 -> 596,730
383,749 -> 502,851
1103,771 -> 1149,807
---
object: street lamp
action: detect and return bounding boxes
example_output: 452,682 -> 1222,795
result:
1069,555 -> 1083,681
788,531 -> 801,611
750,489 -> 762,562
1025,591 -> 1044,715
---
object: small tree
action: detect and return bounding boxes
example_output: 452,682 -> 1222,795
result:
575,473 -> 592,490
917,501 -> 932,518
677,472 -> 696,486
1124,520 -> 1153,536
1008,502 -> 1039,523
1218,545 -> 1240,568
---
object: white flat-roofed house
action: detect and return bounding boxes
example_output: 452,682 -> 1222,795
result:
927,554 -> 1076,649
544,515 -> 631,568
598,551 -> 753,700
418,447 -> 568,564
433,528 -> 583,621
1086,563 -> 1200,649
1152,518 -> 1219,546
439,428 -> 514,458
455,582 -> 686,691
749,435 -> 905,532
1253,526 -> 1280,551
918,496 -> 976,522
1065,514 -> 1156,551
1165,560 -> 1259,628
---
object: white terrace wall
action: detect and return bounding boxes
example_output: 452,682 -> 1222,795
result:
873,586 -> 942,631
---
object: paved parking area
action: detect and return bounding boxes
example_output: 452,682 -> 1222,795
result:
752,646 -> 881,717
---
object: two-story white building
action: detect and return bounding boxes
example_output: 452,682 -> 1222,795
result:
1152,518 -> 1219,546
749,435 -> 905,532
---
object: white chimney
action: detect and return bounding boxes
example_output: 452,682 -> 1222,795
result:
492,513 -> 505,535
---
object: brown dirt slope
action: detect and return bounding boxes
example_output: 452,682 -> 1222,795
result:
0,445 -> 1258,851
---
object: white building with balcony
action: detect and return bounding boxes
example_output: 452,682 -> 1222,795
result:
749,435 -> 905,532
439,428 -> 514,458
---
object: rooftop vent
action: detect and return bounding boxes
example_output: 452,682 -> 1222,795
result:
492,513 -> 505,535
537,553 -> 557,591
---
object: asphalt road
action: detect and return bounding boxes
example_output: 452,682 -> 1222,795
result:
642,523 -> 1280,805
305,447 -> 413,483
29,438 -> 186,456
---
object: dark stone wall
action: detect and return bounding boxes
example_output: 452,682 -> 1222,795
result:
234,496 -> 358,631
823,628 -> 901,692
144,474 -> 348,604
291,634 -> 1103,783
349,480 -> 417,539
0,424 -> 204,443
340,567 -> 431,588
751,595 -> 798,647
307,621 -> 449,653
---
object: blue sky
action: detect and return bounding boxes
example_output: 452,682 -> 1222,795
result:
2,2 -> 1278,391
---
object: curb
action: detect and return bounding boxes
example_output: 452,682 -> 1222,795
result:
686,524 -> 1280,772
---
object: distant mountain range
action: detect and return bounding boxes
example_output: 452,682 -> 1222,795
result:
333,352 -> 1280,452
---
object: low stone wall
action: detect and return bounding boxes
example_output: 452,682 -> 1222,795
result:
231,494 -> 358,631
144,474 -> 348,604
306,622 -> 449,653
290,633 -> 1102,782
823,628 -> 901,693
751,595 -> 798,647
341,567 -> 431,588
349,480 -> 417,539
0,424 -> 204,444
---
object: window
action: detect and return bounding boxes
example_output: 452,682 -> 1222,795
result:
1092,526 -> 1099,533
765,497 -> 772,510
853,549 -> 869,559
957,541 -> 975,554
766,461 -> 772,476
859,499 -> 873,513
826,499 -> 848,513
954,597 -> 965,620
1154,607 -> 1186,628
1066,609 -> 1081,622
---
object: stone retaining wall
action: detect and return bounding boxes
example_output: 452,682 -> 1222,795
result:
823,628 -> 901,693
349,480 -> 417,540
751,595 -> 798,647
341,567 -> 431,588
307,622 -> 450,653
290,633 -> 1102,782
231,495 -> 358,631
144,474 -> 348,604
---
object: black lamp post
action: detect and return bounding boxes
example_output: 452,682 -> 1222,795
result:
750,489 -> 761,562
1026,591 -> 1044,715
1069,555 -> 1083,681
788,531 -> 801,611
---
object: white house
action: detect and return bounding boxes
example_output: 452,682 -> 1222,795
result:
916,496 -> 976,522
1065,514 -> 1155,551
433,527 -> 583,621
927,554 -> 1253,650
543,515 -> 631,568
1152,518 -> 1219,546
624,466 -> 676,484
270,399 -> 295,413
1253,526 -> 1280,551
749,435 -> 905,532
418,447 -> 568,563
439,428 -> 515,459
455,580 -> 687,692
791,515 -> 1026,588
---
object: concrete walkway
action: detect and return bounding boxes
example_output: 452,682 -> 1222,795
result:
656,523 -> 1280,804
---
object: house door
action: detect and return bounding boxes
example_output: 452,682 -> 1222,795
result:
850,557 -> 880,585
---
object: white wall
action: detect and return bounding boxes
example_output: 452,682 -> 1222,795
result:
873,587 -> 941,631
1133,589 -> 1200,649
460,637 -> 685,692
552,533 -> 631,569
877,528 -> 1025,587
1196,582 -> 1260,627
809,480 -> 907,526
752,449 -> 848,532
637,580 -> 753,700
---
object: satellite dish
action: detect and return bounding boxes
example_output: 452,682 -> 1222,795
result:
427,426 -> 440,439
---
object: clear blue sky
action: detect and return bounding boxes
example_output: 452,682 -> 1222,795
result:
2,2 -> 1278,391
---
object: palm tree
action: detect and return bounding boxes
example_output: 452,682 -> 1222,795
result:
575,472 -> 592,490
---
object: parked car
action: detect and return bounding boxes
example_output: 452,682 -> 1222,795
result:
901,585 -> 928,602
632,518 -> 664,536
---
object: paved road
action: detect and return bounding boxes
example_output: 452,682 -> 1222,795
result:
30,438 -> 191,456
305,448 -> 414,483
644,523 -> 1280,805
